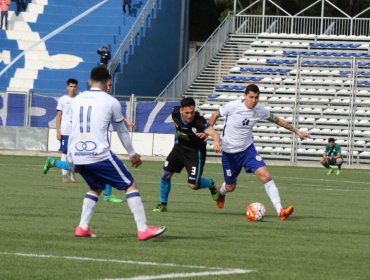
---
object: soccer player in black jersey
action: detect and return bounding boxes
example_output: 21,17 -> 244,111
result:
153,97 -> 222,212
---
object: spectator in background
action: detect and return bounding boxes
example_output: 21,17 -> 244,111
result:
0,0 -> 10,30
123,0 -> 132,16
320,138 -> 343,175
97,45 -> 111,67
15,0 -> 25,15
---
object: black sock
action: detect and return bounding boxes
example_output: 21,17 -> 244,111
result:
337,163 -> 342,170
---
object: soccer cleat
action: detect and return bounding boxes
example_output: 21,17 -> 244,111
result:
209,180 -> 219,201
43,156 -> 55,174
336,169 -> 341,176
279,206 -> 294,221
70,173 -> 77,183
103,195 -> 124,203
152,203 -> 167,212
62,174 -> 69,183
137,225 -> 166,241
327,168 -> 334,175
216,194 -> 225,209
74,226 -> 96,238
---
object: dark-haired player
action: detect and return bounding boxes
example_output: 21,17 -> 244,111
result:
320,138 -> 342,175
153,97 -> 222,212
56,78 -> 78,183
209,84 -> 309,220
67,66 -> 166,240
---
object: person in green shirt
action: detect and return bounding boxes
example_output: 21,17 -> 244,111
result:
320,138 -> 343,175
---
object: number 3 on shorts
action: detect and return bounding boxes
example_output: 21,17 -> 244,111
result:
191,166 -> 197,175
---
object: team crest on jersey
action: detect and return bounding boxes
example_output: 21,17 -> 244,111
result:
256,155 -> 262,161
192,127 -> 197,133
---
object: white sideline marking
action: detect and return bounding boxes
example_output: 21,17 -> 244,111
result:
102,269 -> 254,280
0,252 -> 233,270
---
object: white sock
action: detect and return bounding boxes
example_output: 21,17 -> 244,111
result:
126,190 -> 147,232
219,182 -> 228,196
70,172 -> 76,181
264,180 -> 282,214
61,153 -> 67,176
79,193 -> 98,230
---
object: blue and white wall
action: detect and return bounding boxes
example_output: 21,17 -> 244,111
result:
0,0 -> 151,93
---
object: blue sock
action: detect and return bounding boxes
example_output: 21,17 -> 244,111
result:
104,185 -> 112,196
54,160 -> 71,172
159,178 -> 171,204
199,177 -> 213,189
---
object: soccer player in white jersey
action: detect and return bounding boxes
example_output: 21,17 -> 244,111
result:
56,79 -> 78,183
209,84 -> 310,220
68,66 -> 166,240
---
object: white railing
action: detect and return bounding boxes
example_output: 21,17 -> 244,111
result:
156,14 -> 233,101
108,0 -> 158,76
235,15 -> 370,36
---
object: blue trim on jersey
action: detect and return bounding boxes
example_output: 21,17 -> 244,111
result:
86,106 -> 92,133
112,118 -> 125,123
195,149 -> 202,185
85,194 -> 98,202
126,191 -> 141,199
79,106 -> 83,133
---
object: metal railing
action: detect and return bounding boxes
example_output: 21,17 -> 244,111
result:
156,14 -> 234,101
234,15 -> 370,36
108,0 -> 158,76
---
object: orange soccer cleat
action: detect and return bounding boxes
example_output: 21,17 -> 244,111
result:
279,206 -> 294,221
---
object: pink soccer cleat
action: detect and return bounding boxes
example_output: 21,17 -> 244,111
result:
74,226 -> 96,238
137,225 -> 166,241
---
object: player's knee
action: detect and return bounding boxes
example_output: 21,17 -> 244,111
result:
337,158 -> 343,164
226,183 -> 236,192
320,158 -> 325,164
188,183 -> 198,190
161,170 -> 172,181
261,175 -> 272,184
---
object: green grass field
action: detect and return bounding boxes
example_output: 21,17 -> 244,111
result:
0,155 -> 369,280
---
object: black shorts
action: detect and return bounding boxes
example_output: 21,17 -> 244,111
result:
164,144 -> 206,185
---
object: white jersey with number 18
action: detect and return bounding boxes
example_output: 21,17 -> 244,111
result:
219,100 -> 271,154
68,88 -> 124,165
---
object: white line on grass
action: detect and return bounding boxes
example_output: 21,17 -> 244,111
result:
102,269 -> 254,280
0,252 -> 239,271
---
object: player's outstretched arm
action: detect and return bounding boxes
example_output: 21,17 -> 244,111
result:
268,114 -> 310,140
204,126 -> 222,153
112,121 -> 141,167
209,111 -> 220,127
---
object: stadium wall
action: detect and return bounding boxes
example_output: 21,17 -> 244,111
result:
0,126 -> 174,157
114,0 -> 189,96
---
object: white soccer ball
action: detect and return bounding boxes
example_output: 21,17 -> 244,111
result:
246,202 -> 266,222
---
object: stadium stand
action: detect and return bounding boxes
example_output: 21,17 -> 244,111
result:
184,33 -> 370,163
0,0 -> 152,93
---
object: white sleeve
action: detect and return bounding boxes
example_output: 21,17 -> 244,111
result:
256,105 -> 271,120
56,96 -> 63,111
219,101 -> 233,117
111,98 -> 125,123
112,121 -> 136,157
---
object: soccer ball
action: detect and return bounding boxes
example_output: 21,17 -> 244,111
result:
246,202 -> 266,222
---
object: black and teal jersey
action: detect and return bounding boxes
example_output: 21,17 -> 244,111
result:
172,106 -> 209,150
325,143 -> 341,157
